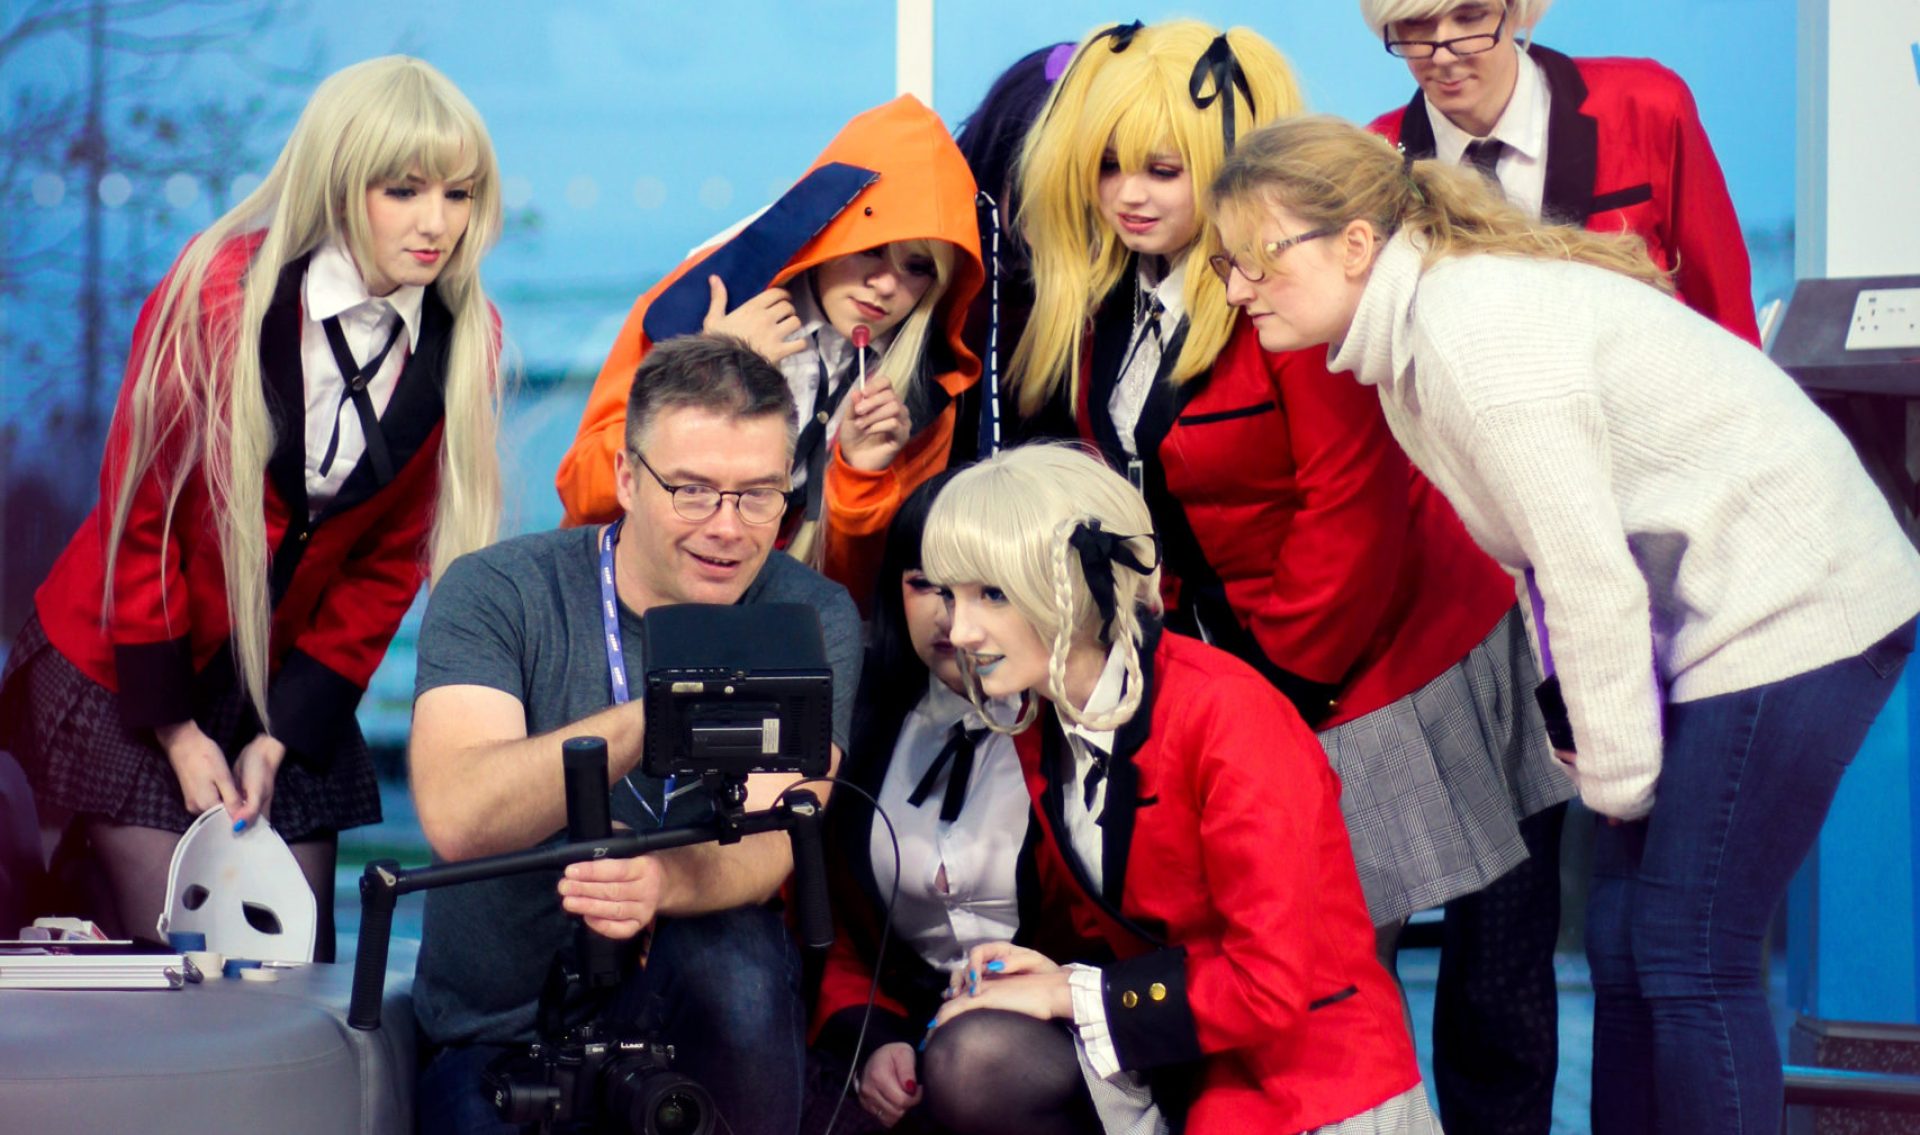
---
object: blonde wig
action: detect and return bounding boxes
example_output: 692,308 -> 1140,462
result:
103,55 -> 505,732
1210,114 -> 1672,292
1009,19 -> 1303,417
1358,0 -> 1553,39
869,238 -> 959,399
922,444 -> 1162,734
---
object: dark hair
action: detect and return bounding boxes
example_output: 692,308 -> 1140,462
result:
862,467 -> 965,713
624,333 -> 797,452
954,43 -> 1070,219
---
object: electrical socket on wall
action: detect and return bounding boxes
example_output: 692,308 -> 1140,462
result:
1845,288 -> 1920,351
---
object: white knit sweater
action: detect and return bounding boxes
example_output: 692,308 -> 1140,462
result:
1330,233 -> 1920,819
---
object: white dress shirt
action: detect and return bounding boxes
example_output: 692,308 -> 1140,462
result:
1424,45 -> 1552,219
1108,258 -> 1188,458
870,678 -> 1027,972
300,239 -> 423,510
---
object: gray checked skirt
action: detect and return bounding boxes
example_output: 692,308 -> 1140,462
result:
0,613 -> 381,842
1318,605 -> 1574,926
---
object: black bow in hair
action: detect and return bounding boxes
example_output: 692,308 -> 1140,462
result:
1189,34 -> 1256,154
1069,519 -> 1160,644
1098,19 -> 1144,52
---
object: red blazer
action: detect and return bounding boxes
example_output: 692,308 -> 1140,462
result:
1015,629 -> 1419,1133
1371,45 -> 1759,345
34,232 -> 456,768
1078,303 -> 1516,729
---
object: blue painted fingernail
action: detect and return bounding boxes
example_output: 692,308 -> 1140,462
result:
926,1016 -> 937,1028
917,1034 -> 929,1052
986,960 -> 1005,972
232,819 -> 247,832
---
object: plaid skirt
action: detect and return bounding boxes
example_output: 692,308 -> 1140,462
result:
1318,606 -> 1574,926
0,613 -> 380,842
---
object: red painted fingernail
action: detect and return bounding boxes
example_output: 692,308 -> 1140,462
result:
904,1079 -> 917,1093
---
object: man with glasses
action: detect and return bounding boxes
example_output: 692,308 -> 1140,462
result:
1364,0 -> 1757,344
406,334 -> 862,1135
1360,3 -> 1757,1135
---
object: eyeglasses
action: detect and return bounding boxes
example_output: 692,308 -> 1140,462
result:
1383,4 -> 1509,59
628,448 -> 791,525
1207,227 -> 1338,284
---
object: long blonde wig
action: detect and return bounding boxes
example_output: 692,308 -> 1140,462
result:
1209,114 -> 1672,291
103,55 -> 505,732
922,444 -> 1162,734
1010,20 -> 1303,417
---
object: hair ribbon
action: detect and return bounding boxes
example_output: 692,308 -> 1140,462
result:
1069,519 -> 1160,644
1189,34 -> 1256,153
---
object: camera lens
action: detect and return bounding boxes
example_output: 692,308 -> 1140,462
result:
607,1065 -> 714,1135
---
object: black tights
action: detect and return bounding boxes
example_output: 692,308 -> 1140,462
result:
917,1009 -> 1101,1135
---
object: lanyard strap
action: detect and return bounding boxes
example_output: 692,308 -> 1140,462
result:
318,315 -> 404,484
598,517 -> 674,823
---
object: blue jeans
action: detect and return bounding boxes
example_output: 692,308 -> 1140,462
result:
418,905 -> 805,1135
1586,619 -> 1915,1135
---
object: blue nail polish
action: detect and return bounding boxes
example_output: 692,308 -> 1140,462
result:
917,1034 -> 929,1053
232,819 -> 247,832
986,960 -> 1005,972
926,1016 -> 937,1028
968,968 -> 977,985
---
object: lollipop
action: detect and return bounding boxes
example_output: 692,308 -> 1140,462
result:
851,324 -> 871,391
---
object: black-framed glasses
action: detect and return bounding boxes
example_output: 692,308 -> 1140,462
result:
1383,4 -> 1509,59
628,448 -> 790,525
1207,227 -> 1339,284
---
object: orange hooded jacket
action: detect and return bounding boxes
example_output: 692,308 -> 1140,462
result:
555,95 -> 983,602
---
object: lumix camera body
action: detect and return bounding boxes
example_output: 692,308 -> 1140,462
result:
483,1019 -> 711,1135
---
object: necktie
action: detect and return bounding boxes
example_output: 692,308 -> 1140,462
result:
318,314 -> 404,485
1464,138 -> 1505,188
908,721 -> 988,823
1080,738 -> 1111,813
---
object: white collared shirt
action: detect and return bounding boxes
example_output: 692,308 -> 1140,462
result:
300,239 -> 423,510
778,282 -> 893,491
1058,645 -> 1144,1087
1056,643 -> 1131,896
1424,45 -> 1552,219
870,678 -> 1027,972
1108,258 -> 1189,459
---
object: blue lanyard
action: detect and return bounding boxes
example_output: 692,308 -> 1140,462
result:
598,518 -> 673,825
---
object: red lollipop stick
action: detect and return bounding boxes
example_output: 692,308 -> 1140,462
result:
851,324 -> 870,391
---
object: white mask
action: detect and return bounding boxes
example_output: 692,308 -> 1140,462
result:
157,806 -> 316,962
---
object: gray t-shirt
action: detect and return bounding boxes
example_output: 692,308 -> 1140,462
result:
409,525 -> 861,1046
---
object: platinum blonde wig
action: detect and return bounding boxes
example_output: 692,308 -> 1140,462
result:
104,54 -> 505,732
922,443 -> 1162,733
1358,0 -> 1553,39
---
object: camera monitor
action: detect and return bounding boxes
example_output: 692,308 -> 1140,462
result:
640,603 -> 832,780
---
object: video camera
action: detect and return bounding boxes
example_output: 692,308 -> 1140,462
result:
348,603 -> 837,1135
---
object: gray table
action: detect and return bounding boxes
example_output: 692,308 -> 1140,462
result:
0,944 -> 417,1135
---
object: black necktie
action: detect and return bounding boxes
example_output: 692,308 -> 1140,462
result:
1464,138 -> 1505,188
1079,738 -> 1111,814
318,314 -> 404,485
908,721 -> 988,823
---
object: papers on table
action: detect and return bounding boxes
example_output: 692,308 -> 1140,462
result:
0,947 -> 189,991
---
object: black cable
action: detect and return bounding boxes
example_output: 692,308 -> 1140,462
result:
778,775 -> 904,1135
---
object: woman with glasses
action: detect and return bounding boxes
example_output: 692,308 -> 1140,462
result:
1010,18 -> 1569,992
1209,114 -> 1920,1135
1363,6 -> 1758,1128
558,96 -> 982,608
1363,0 -> 1757,343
